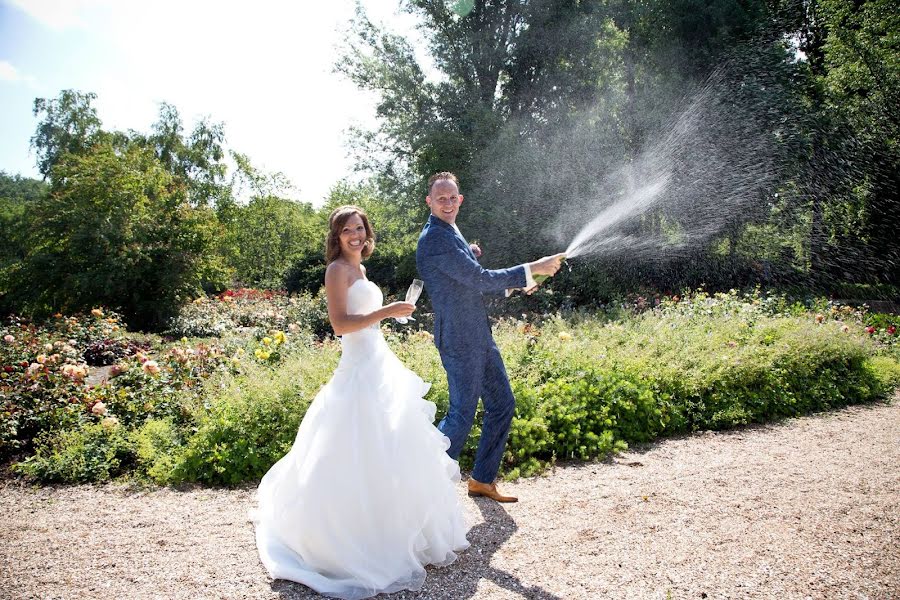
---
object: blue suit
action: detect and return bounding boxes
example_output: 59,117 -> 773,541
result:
416,215 -> 527,483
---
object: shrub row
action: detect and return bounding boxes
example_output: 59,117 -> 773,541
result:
7,291 -> 899,485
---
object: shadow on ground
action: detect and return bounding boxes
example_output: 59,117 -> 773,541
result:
271,497 -> 562,600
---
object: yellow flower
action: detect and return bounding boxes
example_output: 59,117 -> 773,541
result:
274,331 -> 286,345
262,337 -> 272,346
181,337 -> 188,344
558,332 -> 572,341
254,348 -> 264,359
91,308 -> 104,317
236,348 -> 245,356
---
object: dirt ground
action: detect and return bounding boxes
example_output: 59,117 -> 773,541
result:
1,397 -> 898,600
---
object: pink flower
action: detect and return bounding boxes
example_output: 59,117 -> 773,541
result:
865,326 -> 875,335
61,364 -> 87,380
142,360 -> 160,375
91,401 -> 107,416
2,335 -> 13,344
888,326 -> 896,335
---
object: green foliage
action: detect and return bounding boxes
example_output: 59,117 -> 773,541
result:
30,90 -> 105,179
171,348 -> 337,485
220,195 -> 320,289
131,419 -> 183,485
8,142 -> 227,328
6,290 -> 898,486
14,422 -> 134,483
337,0 -> 899,293
0,173 -> 48,314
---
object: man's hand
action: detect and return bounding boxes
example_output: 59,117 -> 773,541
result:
469,242 -> 482,258
529,253 -> 566,277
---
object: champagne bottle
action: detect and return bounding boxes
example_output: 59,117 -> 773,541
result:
530,255 -> 566,286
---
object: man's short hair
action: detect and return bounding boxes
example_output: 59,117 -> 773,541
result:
427,172 -> 459,194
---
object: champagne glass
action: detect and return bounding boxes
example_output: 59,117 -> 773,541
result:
395,279 -> 424,324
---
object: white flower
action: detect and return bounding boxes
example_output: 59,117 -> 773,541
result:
91,402 -> 107,416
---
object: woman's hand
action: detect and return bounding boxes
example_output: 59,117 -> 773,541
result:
383,301 -> 415,320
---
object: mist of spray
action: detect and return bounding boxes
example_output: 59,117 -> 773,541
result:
553,70 -> 781,264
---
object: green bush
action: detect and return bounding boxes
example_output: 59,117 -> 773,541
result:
171,347 -> 337,485
131,419 -> 183,485
6,289 -> 898,486
14,422 -> 134,483
7,143 -> 227,329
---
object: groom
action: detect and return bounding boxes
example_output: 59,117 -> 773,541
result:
416,172 -> 564,502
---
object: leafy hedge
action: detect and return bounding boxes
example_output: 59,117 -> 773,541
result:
5,290 -> 898,485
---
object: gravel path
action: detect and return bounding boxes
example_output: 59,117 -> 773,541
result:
1,398 -> 898,600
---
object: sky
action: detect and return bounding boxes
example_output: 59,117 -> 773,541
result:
0,0 -> 424,205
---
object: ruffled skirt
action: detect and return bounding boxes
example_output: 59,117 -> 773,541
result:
251,329 -> 469,599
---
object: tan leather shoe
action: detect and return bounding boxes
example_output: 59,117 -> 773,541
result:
467,478 -> 518,503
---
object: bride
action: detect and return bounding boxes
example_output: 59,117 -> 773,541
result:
251,205 -> 469,599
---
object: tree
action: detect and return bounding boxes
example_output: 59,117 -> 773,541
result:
0,173 -> 49,313
9,143 -> 227,328
222,195 -> 320,288
135,102 -> 231,208
30,90 -> 105,179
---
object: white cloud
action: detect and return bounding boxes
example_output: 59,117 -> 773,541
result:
0,59 -> 39,87
0,60 -> 20,81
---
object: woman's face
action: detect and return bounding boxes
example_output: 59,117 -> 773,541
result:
338,213 -> 367,259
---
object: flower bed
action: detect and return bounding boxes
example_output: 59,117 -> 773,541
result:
2,289 -> 897,485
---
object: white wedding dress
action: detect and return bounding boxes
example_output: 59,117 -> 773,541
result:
251,279 -> 469,599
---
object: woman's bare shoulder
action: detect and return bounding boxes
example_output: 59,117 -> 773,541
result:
325,261 -> 352,286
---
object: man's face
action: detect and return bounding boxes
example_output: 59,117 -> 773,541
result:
426,179 -> 464,225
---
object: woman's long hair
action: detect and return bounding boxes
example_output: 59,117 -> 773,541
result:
325,205 -> 376,264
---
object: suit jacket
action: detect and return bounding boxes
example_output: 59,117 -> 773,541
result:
416,215 -> 526,353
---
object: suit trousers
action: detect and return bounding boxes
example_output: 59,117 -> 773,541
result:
437,343 -> 516,483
